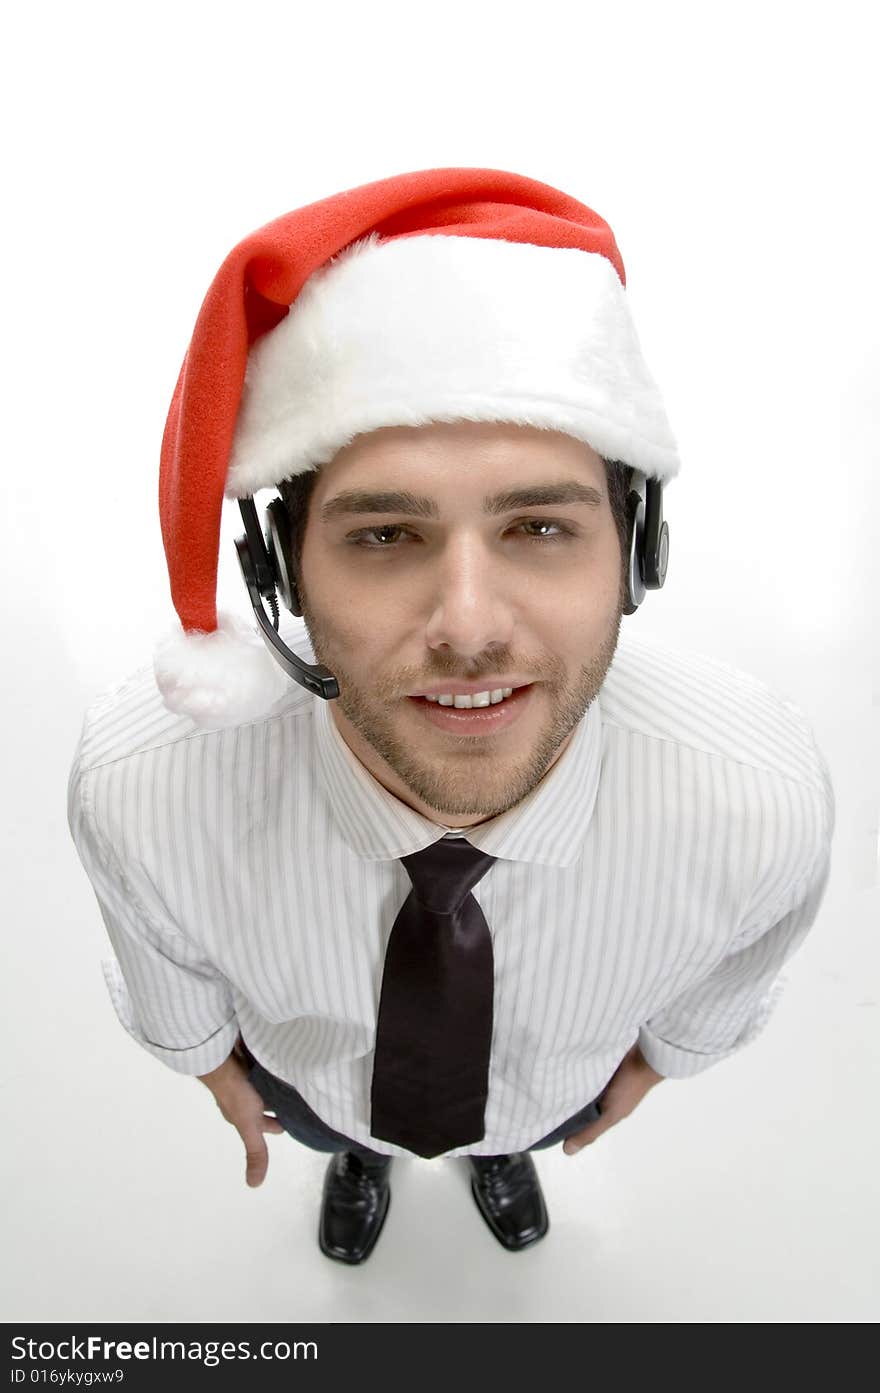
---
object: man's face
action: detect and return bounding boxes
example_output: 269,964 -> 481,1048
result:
298,421 -> 626,826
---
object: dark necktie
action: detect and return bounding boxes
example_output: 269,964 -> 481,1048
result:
369,837 -> 497,1158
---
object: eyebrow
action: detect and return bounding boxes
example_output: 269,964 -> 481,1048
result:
320,481 -> 604,522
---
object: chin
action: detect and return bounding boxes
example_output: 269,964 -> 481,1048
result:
385,726 -> 576,820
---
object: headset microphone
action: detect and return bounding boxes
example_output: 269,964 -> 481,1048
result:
235,471 -> 668,698
235,497 -> 339,700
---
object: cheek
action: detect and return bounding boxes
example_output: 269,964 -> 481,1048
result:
339,597 -> 410,654
528,558 -> 621,628
304,585 -> 405,683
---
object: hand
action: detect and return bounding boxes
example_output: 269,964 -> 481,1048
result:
562,1043 -> 664,1155
197,1052 -> 286,1187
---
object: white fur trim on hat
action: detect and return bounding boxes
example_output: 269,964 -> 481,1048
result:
226,231 -> 681,497
153,609 -> 290,728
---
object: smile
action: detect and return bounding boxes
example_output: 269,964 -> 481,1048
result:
422,688 -> 515,708
407,684 -> 534,734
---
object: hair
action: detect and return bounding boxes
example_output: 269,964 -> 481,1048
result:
277,453 -> 634,583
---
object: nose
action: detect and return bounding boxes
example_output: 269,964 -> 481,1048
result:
422,532 -> 516,659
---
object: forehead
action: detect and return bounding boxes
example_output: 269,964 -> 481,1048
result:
311,421 -> 607,504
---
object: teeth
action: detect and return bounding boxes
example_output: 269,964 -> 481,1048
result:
460,691 -> 490,708
425,687 -> 515,707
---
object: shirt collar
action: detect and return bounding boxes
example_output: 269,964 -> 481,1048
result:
313,692 -> 603,868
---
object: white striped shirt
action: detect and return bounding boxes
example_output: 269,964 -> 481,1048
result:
66,624 -> 835,1158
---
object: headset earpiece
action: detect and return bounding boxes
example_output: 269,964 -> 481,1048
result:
235,496 -> 338,699
641,477 -> 669,589
265,497 -> 303,617
623,472 -> 669,616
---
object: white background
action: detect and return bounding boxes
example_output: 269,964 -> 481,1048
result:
2,0 -> 877,1323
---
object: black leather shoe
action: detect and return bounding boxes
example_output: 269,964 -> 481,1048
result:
318,1151 -> 392,1265
468,1153 -> 549,1251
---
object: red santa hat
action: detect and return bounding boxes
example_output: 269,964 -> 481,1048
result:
154,166 -> 681,726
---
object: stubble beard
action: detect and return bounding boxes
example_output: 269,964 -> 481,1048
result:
299,579 -> 625,820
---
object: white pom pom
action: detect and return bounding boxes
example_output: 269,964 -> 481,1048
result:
153,610 -> 291,728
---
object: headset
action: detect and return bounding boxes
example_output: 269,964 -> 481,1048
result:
234,468 -> 669,701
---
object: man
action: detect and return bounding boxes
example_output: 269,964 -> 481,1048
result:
67,167 -> 834,1266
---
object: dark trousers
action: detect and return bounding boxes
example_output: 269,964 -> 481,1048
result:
236,1037 -> 602,1160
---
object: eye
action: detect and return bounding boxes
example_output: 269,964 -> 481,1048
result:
512,519 -> 576,541
347,524 -> 414,547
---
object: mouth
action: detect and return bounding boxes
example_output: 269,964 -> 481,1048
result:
407,680 -> 532,706
406,683 -> 535,735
